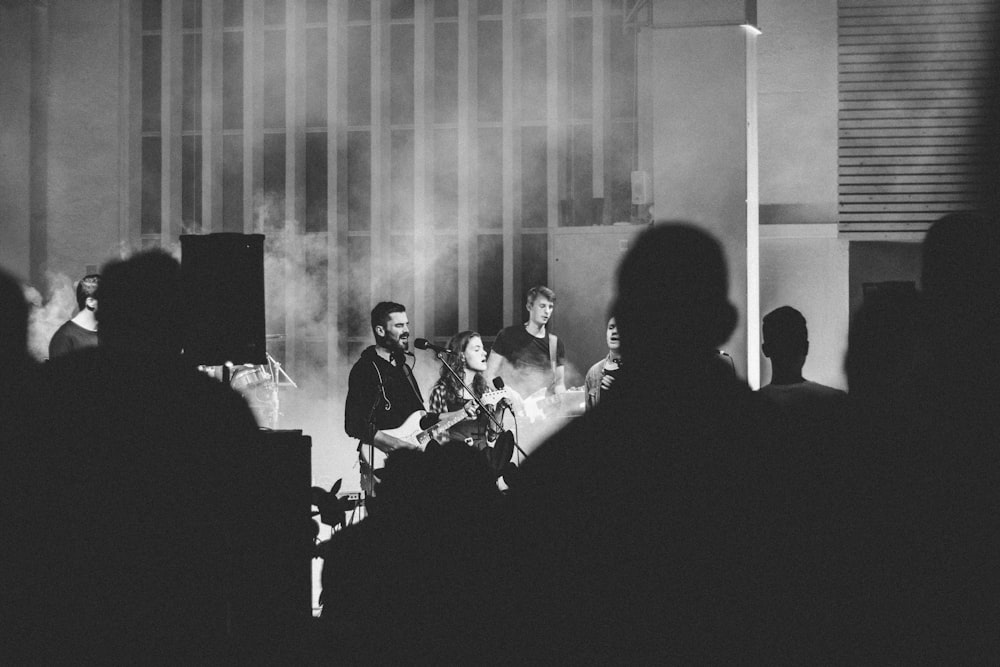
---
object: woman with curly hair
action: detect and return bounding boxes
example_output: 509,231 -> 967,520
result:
428,331 -> 512,473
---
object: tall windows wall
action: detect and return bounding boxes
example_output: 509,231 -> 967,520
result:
135,0 -> 637,391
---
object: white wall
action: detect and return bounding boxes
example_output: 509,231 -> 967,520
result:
640,1 -> 756,379
759,225 -> 849,389
758,0 -> 838,224
755,0 -> 846,388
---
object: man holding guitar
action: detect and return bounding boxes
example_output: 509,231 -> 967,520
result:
344,301 -> 477,494
484,286 -> 567,434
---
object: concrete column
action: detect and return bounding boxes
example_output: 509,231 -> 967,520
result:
638,0 -> 759,383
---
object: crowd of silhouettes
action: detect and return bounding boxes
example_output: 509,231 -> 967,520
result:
1,209 -> 998,662
0,251 -> 271,663
315,213 -> 1000,662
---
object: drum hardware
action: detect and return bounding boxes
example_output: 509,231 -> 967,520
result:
266,351 -> 298,389
227,352 -> 297,429
198,347 -> 298,429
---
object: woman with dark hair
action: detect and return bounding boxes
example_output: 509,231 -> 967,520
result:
428,331 -> 512,472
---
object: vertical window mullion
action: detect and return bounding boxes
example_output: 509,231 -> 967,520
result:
458,0 -> 478,330
502,0 -> 520,326
591,0 -> 605,217
546,0 -> 566,235
161,0 -> 183,246
123,0 -> 142,249
370,0 -> 390,302
284,0 -> 306,371
413,0 -> 433,339
202,0 -> 223,232
244,0 -> 262,234
328,0 -> 348,368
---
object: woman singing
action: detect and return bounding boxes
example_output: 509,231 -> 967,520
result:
428,331 -> 513,473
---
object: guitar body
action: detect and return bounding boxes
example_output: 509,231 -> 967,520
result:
359,388 -> 512,483
519,387 -> 560,423
382,411 -> 437,449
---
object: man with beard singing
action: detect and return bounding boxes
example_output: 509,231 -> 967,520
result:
345,301 -> 475,493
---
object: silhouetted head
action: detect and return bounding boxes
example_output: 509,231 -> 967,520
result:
613,223 -> 736,365
0,269 -> 28,363
921,212 -> 1000,353
762,306 -> 808,363
846,288 -> 920,402
97,250 -> 183,355
75,274 -> 100,312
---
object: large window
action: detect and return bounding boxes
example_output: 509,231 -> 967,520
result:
136,0 -> 637,390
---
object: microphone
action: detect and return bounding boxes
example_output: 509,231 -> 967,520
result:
492,377 -> 512,411
414,338 -> 452,354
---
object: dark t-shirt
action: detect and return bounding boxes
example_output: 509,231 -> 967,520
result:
48,319 -> 98,359
491,324 -> 566,397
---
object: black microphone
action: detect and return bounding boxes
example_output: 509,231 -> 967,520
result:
492,377 -> 512,411
414,338 -> 452,354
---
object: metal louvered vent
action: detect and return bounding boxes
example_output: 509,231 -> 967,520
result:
838,0 -> 998,239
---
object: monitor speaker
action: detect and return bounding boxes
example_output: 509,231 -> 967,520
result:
180,233 -> 266,366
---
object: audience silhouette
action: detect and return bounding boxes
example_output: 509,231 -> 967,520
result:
0,269 -> 40,665
2,209 -> 997,662
6,251 -> 262,664
867,212 -> 999,661
0,268 -> 29,369
759,305 -> 846,423
497,223 -> 798,661
316,441 -> 504,662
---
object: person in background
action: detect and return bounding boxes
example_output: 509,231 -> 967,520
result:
584,317 -> 621,410
758,305 -> 845,415
15,251 -> 262,663
500,223 -> 794,662
48,273 -> 100,359
485,286 -> 566,402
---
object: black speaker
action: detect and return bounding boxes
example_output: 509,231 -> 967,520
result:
180,233 -> 266,365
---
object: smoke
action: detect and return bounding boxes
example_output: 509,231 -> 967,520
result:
254,3 -> 642,491
25,271 -> 76,361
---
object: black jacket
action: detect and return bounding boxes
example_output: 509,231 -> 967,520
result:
344,345 -> 426,444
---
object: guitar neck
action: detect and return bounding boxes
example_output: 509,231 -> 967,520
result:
412,411 -> 464,447
417,390 -> 507,446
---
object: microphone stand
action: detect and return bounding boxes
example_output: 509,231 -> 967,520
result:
433,351 -> 528,459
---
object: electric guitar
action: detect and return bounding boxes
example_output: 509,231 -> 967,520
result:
510,386 -> 587,424
361,387 -> 512,477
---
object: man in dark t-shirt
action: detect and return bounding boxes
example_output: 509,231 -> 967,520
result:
485,286 -> 566,416
48,274 -> 100,359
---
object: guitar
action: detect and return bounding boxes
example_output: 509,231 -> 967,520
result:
510,386 -> 587,424
361,388 -> 512,477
